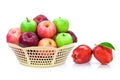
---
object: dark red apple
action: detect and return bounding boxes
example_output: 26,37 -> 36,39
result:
33,14 -> 48,25
19,32 -> 39,47
67,30 -> 77,43
72,44 -> 92,64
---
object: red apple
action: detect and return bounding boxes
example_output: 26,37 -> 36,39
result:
19,32 -> 39,47
6,27 -> 21,45
93,42 -> 115,65
33,14 -> 48,25
72,44 -> 92,64
38,38 -> 57,48
37,20 -> 57,38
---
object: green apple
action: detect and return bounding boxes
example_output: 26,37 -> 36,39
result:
20,18 -> 37,33
53,17 -> 69,32
55,33 -> 73,47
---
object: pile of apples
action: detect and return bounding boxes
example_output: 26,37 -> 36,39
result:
6,14 -> 77,48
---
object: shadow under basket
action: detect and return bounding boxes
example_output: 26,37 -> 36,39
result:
8,43 -> 76,68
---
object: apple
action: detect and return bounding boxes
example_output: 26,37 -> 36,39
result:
67,30 -> 77,42
93,42 -> 115,65
72,44 -> 92,64
37,20 -> 56,38
55,33 -> 73,47
20,18 -> 37,33
53,17 -> 69,32
19,32 -> 39,47
6,27 -> 21,45
33,14 -> 48,25
38,38 -> 57,48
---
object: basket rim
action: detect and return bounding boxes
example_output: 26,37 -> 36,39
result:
8,42 -> 76,49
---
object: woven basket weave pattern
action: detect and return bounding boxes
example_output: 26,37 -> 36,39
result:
9,43 -> 75,67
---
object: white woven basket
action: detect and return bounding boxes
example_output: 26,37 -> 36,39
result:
8,43 -> 75,68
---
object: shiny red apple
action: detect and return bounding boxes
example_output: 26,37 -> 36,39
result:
6,27 -> 21,45
37,20 -> 57,38
72,44 -> 92,64
19,32 -> 39,47
33,14 -> 48,25
38,38 -> 57,48
93,42 -> 115,65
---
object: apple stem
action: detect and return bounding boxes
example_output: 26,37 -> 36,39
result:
26,17 -> 30,22
63,33 -> 65,36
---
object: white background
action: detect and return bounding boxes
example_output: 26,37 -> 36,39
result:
0,0 -> 120,80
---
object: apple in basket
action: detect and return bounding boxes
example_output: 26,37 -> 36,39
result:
20,18 -> 37,33
53,17 -> 69,33
37,20 -> 57,38
38,38 -> 57,48
67,30 -> 77,43
6,27 -> 21,45
33,14 -> 48,25
19,32 -> 39,47
55,33 -> 73,47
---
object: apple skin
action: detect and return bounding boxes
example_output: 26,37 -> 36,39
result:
53,17 -> 69,32
55,33 -> 73,47
72,45 -> 92,64
20,18 -> 37,33
19,32 -> 39,47
38,38 -> 57,48
33,14 -> 48,25
37,20 -> 56,38
67,30 -> 77,43
6,27 -> 21,45
93,45 -> 113,65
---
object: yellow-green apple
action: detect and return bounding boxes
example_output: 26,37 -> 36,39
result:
6,27 -> 21,45
38,38 -> 57,48
33,14 -> 48,25
19,32 -> 39,47
20,18 -> 37,33
37,20 -> 56,38
53,17 -> 69,32
67,30 -> 77,42
55,33 -> 73,47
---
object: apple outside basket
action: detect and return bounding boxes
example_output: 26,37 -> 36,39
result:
8,43 -> 76,68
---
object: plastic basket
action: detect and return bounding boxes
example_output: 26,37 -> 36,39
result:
8,43 -> 76,68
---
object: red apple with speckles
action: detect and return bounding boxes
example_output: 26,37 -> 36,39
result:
93,42 -> 115,65
72,44 -> 92,64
